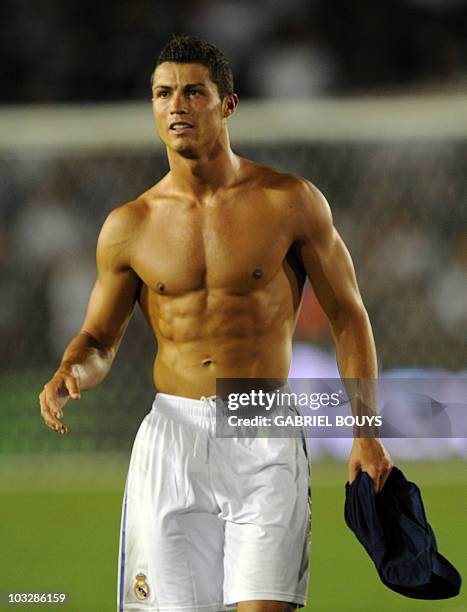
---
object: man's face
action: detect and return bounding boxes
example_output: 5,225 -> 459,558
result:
152,62 -> 226,158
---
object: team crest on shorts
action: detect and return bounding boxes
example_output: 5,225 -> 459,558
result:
134,572 -> 150,600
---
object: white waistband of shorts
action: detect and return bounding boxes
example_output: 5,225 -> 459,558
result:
152,385 -> 293,422
152,392 -> 220,421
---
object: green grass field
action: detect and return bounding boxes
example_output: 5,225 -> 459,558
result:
1,456 -> 465,612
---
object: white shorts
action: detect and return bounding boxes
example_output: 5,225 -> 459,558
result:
117,393 -> 311,612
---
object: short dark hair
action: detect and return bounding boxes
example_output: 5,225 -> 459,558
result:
152,35 -> 234,99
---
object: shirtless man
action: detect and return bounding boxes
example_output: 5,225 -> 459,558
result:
39,36 -> 393,612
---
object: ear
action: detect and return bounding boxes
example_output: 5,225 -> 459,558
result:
222,93 -> 239,118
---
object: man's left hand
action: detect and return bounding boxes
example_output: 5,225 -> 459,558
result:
348,438 -> 394,493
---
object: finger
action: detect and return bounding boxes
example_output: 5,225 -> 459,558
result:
39,390 -> 67,434
41,404 -> 63,432
374,468 -> 390,493
373,475 -> 383,494
45,415 -> 68,434
64,375 -> 81,400
348,461 -> 360,484
39,390 -> 55,421
42,410 -> 67,434
379,468 -> 392,491
40,381 -> 70,433
44,382 -> 66,419
38,390 -> 46,416
46,419 -> 67,434
363,467 -> 380,493
44,386 -> 62,414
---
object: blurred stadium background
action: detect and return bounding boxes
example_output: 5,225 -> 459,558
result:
1,1 -> 466,611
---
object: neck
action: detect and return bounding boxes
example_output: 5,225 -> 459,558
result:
166,130 -> 240,198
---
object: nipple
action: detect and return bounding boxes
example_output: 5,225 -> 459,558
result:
156,282 -> 165,293
253,268 -> 263,279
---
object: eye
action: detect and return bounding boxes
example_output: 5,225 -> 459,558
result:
156,90 -> 169,98
188,89 -> 201,97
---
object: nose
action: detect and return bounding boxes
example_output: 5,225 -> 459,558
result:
170,90 -> 188,115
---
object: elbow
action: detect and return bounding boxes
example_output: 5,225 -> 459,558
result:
329,301 -> 371,340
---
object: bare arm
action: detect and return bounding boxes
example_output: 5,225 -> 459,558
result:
39,204 -> 141,433
293,179 -> 393,491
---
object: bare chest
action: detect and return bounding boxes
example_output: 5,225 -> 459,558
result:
132,201 -> 292,295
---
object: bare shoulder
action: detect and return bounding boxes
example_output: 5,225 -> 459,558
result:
242,159 -> 324,202
287,176 -> 333,241
240,158 -> 297,191
242,159 -> 332,238
101,193 -> 153,239
97,197 -> 149,269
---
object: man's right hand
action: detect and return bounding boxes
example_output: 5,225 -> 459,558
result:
39,366 -> 81,434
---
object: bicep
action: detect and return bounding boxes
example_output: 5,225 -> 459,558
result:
296,184 -> 364,325
299,229 -> 363,323
81,268 -> 140,349
80,207 -> 141,348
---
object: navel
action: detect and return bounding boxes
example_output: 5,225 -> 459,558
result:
202,358 -> 213,366
252,268 -> 263,279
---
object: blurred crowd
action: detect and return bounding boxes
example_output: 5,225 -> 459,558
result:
2,0 -> 467,103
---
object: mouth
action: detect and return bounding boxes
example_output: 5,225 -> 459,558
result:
169,121 -> 194,133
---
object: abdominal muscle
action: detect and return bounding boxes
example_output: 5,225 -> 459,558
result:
154,333 -> 292,398
140,274 -> 298,399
